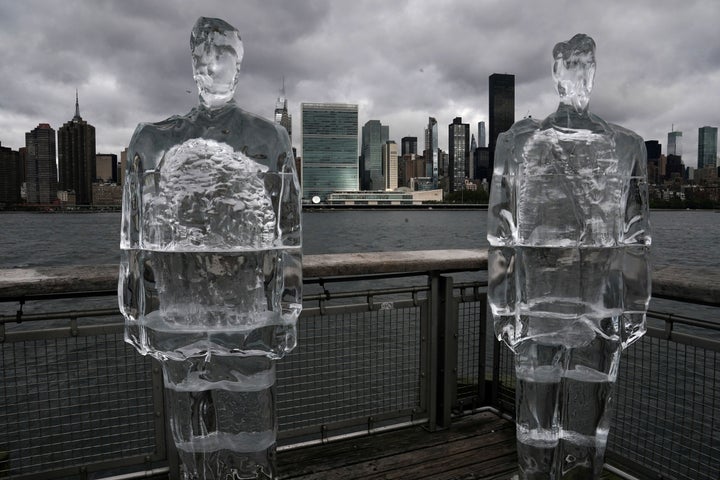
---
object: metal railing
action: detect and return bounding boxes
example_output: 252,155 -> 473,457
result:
1,250 -> 719,480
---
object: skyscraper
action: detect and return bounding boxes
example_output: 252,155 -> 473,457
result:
401,136 -> 417,156
382,140 -> 398,190
0,142 -> 22,204
667,130 -> 682,156
25,123 -> 58,204
274,78 -> 292,144
58,92 -> 96,205
478,121 -> 486,148
424,117 -> 439,187
449,117 -> 470,192
489,73 -> 515,182
698,126 -> 718,169
301,103 -> 358,201
469,134 -> 477,180
361,120 -> 389,190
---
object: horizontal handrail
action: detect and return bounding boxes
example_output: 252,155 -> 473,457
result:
1,249 -> 718,307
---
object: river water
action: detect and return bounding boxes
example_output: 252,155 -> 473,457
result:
1,209 -> 718,269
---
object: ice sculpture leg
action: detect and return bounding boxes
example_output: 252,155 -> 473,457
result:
514,334 -> 621,479
163,356 -> 278,480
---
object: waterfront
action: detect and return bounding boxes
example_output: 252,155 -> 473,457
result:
1,209 -> 718,269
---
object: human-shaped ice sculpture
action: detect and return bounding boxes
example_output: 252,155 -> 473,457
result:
487,34 -> 650,479
119,17 -> 302,480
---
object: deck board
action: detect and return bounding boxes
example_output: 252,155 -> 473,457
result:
278,411 -> 624,479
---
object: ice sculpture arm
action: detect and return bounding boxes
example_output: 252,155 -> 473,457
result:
619,129 -> 651,348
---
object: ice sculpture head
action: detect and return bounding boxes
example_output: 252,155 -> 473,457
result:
191,17 -> 244,109
552,33 -> 596,113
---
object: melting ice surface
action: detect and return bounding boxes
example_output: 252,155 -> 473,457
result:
142,138 -> 276,251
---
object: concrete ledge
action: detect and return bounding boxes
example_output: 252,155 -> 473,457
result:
652,265 -> 720,307
0,249 -> 489,299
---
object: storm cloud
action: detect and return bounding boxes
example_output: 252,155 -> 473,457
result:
0,0 -> 718,166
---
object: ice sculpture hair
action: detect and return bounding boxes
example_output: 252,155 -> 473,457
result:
552,33 -> 596,113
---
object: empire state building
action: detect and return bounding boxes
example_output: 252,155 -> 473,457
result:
274,79 -> 292,144
58,91 -> 96,205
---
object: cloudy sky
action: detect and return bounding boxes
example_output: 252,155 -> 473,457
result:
0,0 -> 718,167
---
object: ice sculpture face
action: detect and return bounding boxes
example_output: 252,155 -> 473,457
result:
191,17 -> 244,109
552,33 -> 596,113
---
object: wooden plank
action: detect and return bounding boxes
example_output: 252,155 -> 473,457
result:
278,412 -> 512,478
280,411 -> 632,480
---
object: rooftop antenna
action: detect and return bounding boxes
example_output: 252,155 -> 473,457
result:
74,89 -> 80,119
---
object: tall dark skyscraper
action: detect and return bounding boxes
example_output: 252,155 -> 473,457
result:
274,78 -> 292,144
0,142 -> 22,204
361,120 -> 389,190
448,117 -> 470,192
424,117 -> 439,187
698,126 -> 718,169
25,123 -> 58,204
58,92 -> 96,205
401,136 -> 417,156
489,73 -> 515,182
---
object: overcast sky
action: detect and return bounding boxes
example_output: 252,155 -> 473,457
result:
1,0 -> 718,167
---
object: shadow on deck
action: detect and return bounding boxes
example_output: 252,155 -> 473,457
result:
279,411 -> 623,479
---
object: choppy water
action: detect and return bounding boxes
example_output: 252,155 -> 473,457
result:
2,209 -> 718,269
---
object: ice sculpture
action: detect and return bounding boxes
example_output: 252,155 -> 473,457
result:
119,17 -> 301,480
487,34 -> 650,479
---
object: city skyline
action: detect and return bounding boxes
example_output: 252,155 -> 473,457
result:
0,1 -> 718,167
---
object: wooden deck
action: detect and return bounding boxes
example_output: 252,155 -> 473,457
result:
278,411 -> 624,479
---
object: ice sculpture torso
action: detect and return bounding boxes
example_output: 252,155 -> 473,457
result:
488,107 -> 650,348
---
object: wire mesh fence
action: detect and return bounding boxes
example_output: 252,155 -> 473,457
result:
492,309 -> 720,480
609,325 -> 720,480
277,298 -> 426,441
0,325 -> 161,478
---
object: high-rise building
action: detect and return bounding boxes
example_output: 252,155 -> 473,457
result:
382,140 -> 398,190
361,120 -> 389,190
448,117 -> 470,192
0,142 -> 22,204
274,78 -> 292,144
469,134 -> 477,180
423,117 -> 439,187
301,103 -> 358,201
645,140 -> 661,184
698,126 -> 718,169
489,73 -> 515,182
119,148 -> 128,185
96,153 -> 118,183
478,121 -> 486,148
25,123 -> 58,204
401,136 -> 417,156
58,92 -> 96,205
667,130 -> 682,156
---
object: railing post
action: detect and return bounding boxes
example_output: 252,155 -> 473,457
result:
428,274 -> 458,431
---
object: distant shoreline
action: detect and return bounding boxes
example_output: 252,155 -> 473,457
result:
1,204 -> 717,213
